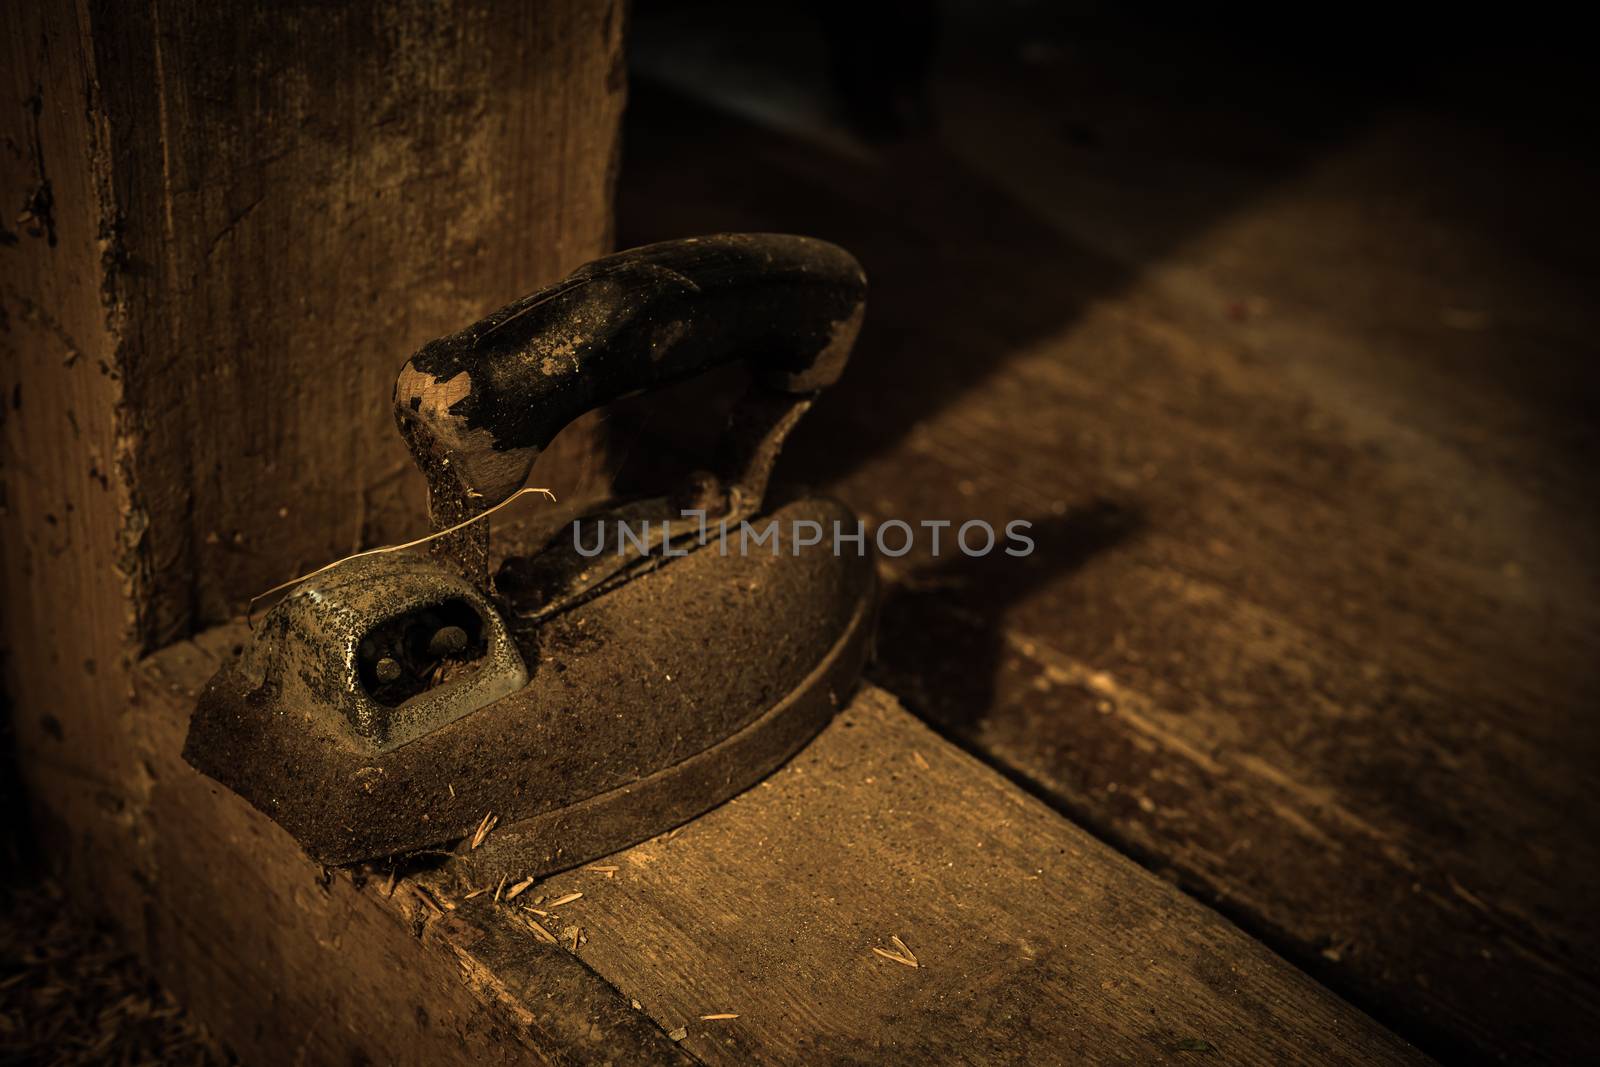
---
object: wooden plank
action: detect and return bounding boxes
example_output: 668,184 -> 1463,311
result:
142,628 -> 1426,1066
2,0 -> 154,941
611,47 -> 1600,1064
521,687 -> 1429,1065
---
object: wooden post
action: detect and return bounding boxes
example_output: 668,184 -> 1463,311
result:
0,0 -> 626,1052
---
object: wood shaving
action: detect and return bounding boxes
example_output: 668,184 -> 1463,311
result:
872,946 -> 919,969
699,1013 -> 739,1021
546,891 -> 583,908
504,876 -> 536,901
0,879 -> 227,1064
890,935 -> 918,965
493,874 -> 508,902
470,812 -> 498,849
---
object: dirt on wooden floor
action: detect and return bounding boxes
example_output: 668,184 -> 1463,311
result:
0,877 -> 228,1067
0,701 -> 224,1066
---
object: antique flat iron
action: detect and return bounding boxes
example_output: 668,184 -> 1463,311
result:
183,234 -> 875,879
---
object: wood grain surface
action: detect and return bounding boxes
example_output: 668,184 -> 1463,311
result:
91,0 -> 627,647
2,0 -> 157,941
513,686 -> 1427,1066
2,2 -> 626,1058
614,15 -> 1600,1061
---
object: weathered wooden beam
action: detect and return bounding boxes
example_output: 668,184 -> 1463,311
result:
90,0 -> 628,647
3,0 -> 159,942
140,628 -> 1427,1065
1,0 -> 625,1043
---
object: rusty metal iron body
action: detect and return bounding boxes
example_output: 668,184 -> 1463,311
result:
183,235 -> 875,879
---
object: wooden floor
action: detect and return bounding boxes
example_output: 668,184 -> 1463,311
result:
608,12 -> 1600,1064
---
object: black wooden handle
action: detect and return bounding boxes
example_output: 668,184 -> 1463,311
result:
394,233 -> 867,509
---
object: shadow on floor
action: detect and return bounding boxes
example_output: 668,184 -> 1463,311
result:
614,9 -> 1421,489
609,10 -> 1407,779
